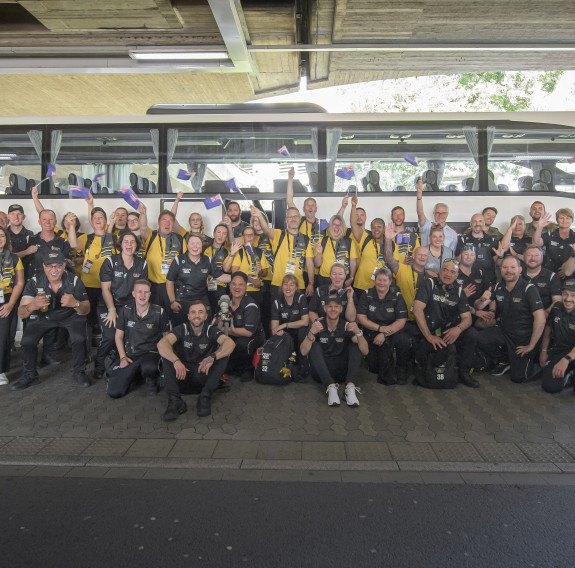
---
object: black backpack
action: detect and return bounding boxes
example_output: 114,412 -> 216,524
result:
255,333 -> 296,385
416,344 -> 458,389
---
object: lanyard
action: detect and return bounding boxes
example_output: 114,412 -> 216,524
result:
158,234 -> 173,261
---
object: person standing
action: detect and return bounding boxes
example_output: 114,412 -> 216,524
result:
416,179 -> 458,250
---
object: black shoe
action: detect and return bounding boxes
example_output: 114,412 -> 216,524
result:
93,371 -> 104,381
197,395 -> 212,417
240,370 -> 253,382
10,375 -> 39,391
491,362 -> 510,376
74,373 -> 91,388
40,353 -> 60,367
377,376 -> 396,386
145,377 -> 158,396
163,398 -> 187,422
396,369 -> 409,385
459,371 -> 480,388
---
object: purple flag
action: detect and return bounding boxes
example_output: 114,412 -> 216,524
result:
319,219 -> 329,231
46,163 -> 56,177
404,155 -> 418,167
336,167 -> 355,180
203,194 -> 223,210
177,169 -> 195,181
277,145 -> 290,157
69,185 -> 91,199
93,172 -> 105,183
117,186 -> 141,210
244,243 -> 256,261
225,179 -> 239,192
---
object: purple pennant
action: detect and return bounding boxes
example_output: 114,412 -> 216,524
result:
117,186 -> 141,210
277,145 -> 290,157
336,167 -> 354,180
46,163 -> 56,177
69,185 -> 91,199
203,194 -> 223,210
404,155 -> 418,167
93,172 -> 105,183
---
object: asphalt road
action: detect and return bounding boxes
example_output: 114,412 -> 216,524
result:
1,477 -> 574,567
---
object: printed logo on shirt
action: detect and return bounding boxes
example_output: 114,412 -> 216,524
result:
386,307 -> 394,312
335,338 -> 344,343
550,241 -> 559,247
199,344 -> 208,349
537,283 -> 547,287
146,323 -> 154,329
182,268 -> 191,274
496,295 -> 504,302
369,305 -> 376,312
184,341 -> 193,348
114,271 -> 124,277
128,321 -> 135,327
320,337 -> 328,343
512,298 -> 522,303
569,323 -> 575,330
201,269 -> 208,274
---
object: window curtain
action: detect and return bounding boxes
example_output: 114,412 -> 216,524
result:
305,127 -> 342,192
464,126 -> 497,191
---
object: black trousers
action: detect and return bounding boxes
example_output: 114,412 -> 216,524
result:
415,327 -> 478,373
476,325 -> 538,383
541,350 -> 575,394
95,304 -> 126,376
226,332 -> 265,375
308,342 -> 362,387
0,295 -> 16,374
163,356 -> 228,399
21,313 -> 87,379
260,281 -> 272,337
151,282 -> 172,316
106,351 -> 161,398
365,329 -> 411,383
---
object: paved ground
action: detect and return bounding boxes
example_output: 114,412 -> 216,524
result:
1,348 -> 575,483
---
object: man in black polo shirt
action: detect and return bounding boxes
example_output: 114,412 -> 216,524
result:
226,271 -> 265,381
476,256 -> 545,382
540,279 -> 575,393
106,280 -> 169,398
28,209 -> 72,276
412,259 -> 479,388
12,251 -> 90,390
7,204 -> 35,277
300,295 -> 369,406
533,208 -> 575,277
158,300 -> 236,420
522,244 -> 561,316
456,213 -> 504,287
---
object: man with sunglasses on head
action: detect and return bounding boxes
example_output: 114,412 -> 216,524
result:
412,258 -> 479,388
416,179 -> 458,251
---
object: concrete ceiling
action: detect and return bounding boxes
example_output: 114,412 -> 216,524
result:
0,0 -> 574,116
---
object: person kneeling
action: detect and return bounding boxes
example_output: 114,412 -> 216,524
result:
300,295 -> 368,406
158,300 -> 235,420
107,280 -> 169,398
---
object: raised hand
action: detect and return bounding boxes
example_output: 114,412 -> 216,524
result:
288,166 -> 295,180
385,221 -> 398,241
463,283 -> 477,298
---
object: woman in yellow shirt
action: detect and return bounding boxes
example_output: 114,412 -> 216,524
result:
0,227 -> 25,385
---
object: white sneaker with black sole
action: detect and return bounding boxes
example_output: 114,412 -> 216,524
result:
326,383 -> 340,406
0,373 -> 7,386
491,362 -> 510,376
344,384 -> 361,407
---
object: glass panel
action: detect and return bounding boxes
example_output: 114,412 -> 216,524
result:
0,131 -> 41,195
489,127 -> 575,192
56,129 -> 158,195
333,125 -> 477,192
170,124 -> 316,193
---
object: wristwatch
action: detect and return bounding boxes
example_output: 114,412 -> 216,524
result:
565,355 -> 573,362
74,301 -> 80,308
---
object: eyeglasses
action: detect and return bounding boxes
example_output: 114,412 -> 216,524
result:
286,215 -> 300,220
434,211 -> 448,216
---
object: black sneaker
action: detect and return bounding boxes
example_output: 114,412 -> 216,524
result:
40,353 -> 60,367
490,362 -> 510,376
145,377 -> 158,396
197,395 -> 212,417
74,373 -> 91,388
396,368 -> 409,385
163,398 -> 187,422
10,375 -> 40,391
459,371 -> 480,388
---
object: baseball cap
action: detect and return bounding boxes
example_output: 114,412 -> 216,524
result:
43,250 -> 66,265
8,204 -> 24,214
562,279 -> 575,292
325,293 -> 344,306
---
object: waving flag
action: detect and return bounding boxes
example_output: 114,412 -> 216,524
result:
204,194 -> 223,210
117,186 -> 141,210
46,163 -> 56,178
225,178 -> 239,192
277,145 -> 290,157
93,172 -> 105,183
404,155 -> 418,167
319,219 -> 329,231
336,167 -> 355,180
177,169 -> 195,181
244,243 -> 256,261
69,185 -> 91,199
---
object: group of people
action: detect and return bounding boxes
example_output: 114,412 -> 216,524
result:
1,170 -> 574,422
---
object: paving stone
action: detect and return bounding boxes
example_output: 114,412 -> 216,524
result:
0,437 -> 55,455
539,473 -> 575,485
256,441 -> 301,460
27,466 -> 72,477
81,439 -> 136,456
261,469 -> 303,482
301,471 -> 342,482
179,469 -> 225,480
473,442 -> 529,463
517,443 -> 574,463
64,467 -> 111,478
378,472 -> 424,484
125,439 -> 176,458
168,440 -> 217,459
222,470 -> 264,481
212,440 -> 259,460
500,473 -> 550,485
344,442 -> 391,461
37,438 -> 94,456
430,443 -> 483,462
0,465 -> 35,476
459,473 -> 507,485
388,442 -> 437,461
143,469 -> 185,479
420,472 -> 465,484
302,442 -> 346,461
104,467 -> 147,479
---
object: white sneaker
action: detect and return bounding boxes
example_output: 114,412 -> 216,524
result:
0,373 -> 8,386
344,384 -> 361,407
326,383 -> 340,406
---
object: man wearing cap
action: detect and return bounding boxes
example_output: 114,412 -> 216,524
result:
11,250 -> 90,390
522,244 -> 562,316
475,256 -> 545,382
412,259 -> 479,388
158,300 -> 236,420
539,279 -> 575,393
225,271 -> 265,381
300,293 -> 368,406
7,205 -> 35,276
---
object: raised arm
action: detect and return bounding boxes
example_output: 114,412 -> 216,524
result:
337,195 -> 349,218
416,179 -> 426,227
138,202 -> 150,241
286,167 -> 296,209
31,185 -> 44,215
384,222 -> 400,274
349,195 -> 363,243
171,191 -> 184,233
532,212 -> 552,247
64,213 -> 80,249
251,206 -> 274,240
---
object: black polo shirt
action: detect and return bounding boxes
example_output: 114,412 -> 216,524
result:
491,279 -> 543,343
507,234 -> 531,258
8,226 -> 34,277
311,318 -> 355,357
231,294 -> 263,335
309,284 -> 353,318
547,304 -> 575,355
29,233 -> 72,275
231,221 -> 249,239
166,253 -> 212,302
271,292 -> 309,324
117,303 -> 169,357
456,233 -> 499,283
455,267 -> 489,306
415,277 -> 470,334
541,229 -> 575,274
22,271 -> 88,322
522,267 -> 561,310
206,245 -> 228,280
171,321 -> 223,365
357,287 -> 407,326
99,254 -> 148,307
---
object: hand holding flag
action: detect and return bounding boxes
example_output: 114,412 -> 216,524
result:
37,163 -> 57,187
117,186 -> 142,210
225,178 -> 250,205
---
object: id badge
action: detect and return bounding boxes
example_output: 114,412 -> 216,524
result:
285,260 -> 297,275
0,288 -> 4,303
370,261 -> 383,280
161,261 -> 170,275
207,277 -> 217,292
82,259 -> 93,274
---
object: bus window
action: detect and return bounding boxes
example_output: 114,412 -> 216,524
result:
0,131 -> 42,195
